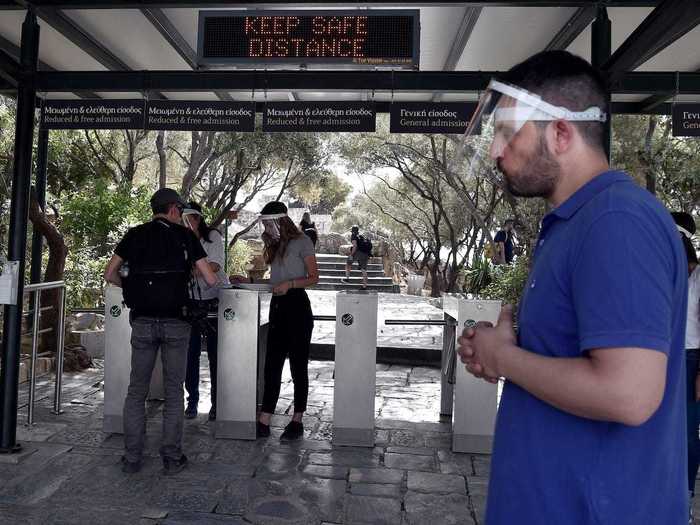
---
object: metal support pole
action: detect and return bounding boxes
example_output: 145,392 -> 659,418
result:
440,314 -> 456,417
30,128 -> 48,288
0,11 -> 39,453
52,286 -> 66,415
224,218 -> 229,273
592,6 -> 612,161
28,291 -> 41,426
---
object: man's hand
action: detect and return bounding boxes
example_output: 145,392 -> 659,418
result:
457,305 -> 517,383
229,274 -> 248,284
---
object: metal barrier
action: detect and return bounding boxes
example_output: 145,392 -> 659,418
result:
23,280 -> 67,425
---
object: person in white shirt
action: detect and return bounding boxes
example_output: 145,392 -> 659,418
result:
672,212 -> 700,518
182,202 -> 228,421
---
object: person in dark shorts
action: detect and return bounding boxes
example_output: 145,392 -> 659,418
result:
104,188 -> 217,475
341,225 -> 371,289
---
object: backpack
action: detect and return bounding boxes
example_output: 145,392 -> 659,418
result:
122,224 -> 193,317
356,234 -> 372,255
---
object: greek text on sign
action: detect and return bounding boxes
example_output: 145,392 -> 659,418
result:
263,102 -> 376,133
41,100 -> 144,130
146,101 -> 255,132
672,104 -> 700,137
389,103 -> 478,135
198,10 -> 419,68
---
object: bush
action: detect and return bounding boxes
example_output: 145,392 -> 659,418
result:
64,247 -> 110,309
227,240 -> 252,277
480,255 -> 530,308
463,256 -> 492,295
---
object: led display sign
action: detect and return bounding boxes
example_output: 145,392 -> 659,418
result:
198,10 -> 419,68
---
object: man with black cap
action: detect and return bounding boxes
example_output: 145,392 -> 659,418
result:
104,187 -> 218,475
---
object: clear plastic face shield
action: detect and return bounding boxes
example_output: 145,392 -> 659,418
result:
181,208 -> 202,231
450,80 -> 606,193
258,212 -> 286,241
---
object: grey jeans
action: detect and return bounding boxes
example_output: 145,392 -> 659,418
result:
123,317 -> 191,462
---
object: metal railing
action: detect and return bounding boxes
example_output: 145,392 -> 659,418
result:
24,280 -> 66,425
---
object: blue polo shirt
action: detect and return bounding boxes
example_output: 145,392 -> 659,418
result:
486,171 -> 688,525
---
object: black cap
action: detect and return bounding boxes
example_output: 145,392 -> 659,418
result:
671,212 -> 696,236
260,201 -> 287,215
150,188 -> 184,212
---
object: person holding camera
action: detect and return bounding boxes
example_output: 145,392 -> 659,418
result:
182,202 -> 228,421
104,188 -> 217,475
243,201 -> 319,441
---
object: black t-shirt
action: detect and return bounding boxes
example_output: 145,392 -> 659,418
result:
300,220 -> 318,246
494,229 -> 514,264
116,218 -> 207,317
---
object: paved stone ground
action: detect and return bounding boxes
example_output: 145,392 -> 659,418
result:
1,359 -> 488,525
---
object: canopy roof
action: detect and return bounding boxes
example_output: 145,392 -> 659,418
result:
1,1 -> 700,113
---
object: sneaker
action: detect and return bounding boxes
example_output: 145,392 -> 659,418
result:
208,407 -> 216,421
121,456 -> 142,474
340,278 -> 351,284
256,421 -> 271,438
184,403 -> 197,419
162,454 -> 188,475
280,421 -> 304,441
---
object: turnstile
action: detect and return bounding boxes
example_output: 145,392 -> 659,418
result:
215,286 -> 271,440
451,298 -> 501,454
103,285 -> 164,434
333,291 -> 379,447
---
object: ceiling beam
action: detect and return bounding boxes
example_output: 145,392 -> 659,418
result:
433,7 -> 481,102
0,48 -> 19,87
140,7 -> 196,68
634,66 -> 700,112
0,32 -> 100,98
34,7 -> 131,71
544,5 -> 596,50
140,7 -> 231,101
31,6 -> 166,99
0,1 -> 664,8
34,69 -> 700,94
603,0 -> 700,81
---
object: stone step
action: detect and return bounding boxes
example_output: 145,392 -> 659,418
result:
319,269 -> 386,278
318,262 -> 384,272
311,283 -> 399,293
315,253 -> 383,265
319,276 -> 394,285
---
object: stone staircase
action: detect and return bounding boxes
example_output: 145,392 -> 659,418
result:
313,254 -> 399,293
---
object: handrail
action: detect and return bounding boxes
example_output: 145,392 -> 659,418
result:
384,318 -> 456,326
24,281 -> 67,424
24,280 -> 65,292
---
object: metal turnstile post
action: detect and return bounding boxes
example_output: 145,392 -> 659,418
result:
103,285 -> 165,434
440,312 -> 456,418
333,291 -> 378,447
216,288 -> 265,440
452,298 -> 501,454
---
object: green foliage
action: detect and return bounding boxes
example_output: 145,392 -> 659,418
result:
63,247 -> 110,309
60,182 -> 152,256
226,240 -> 252,276
288,169 -> 351,214
480,255 -> 530,308
463,256 -> 492,295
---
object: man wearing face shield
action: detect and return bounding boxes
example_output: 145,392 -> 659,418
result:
456,51 -> 687,524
